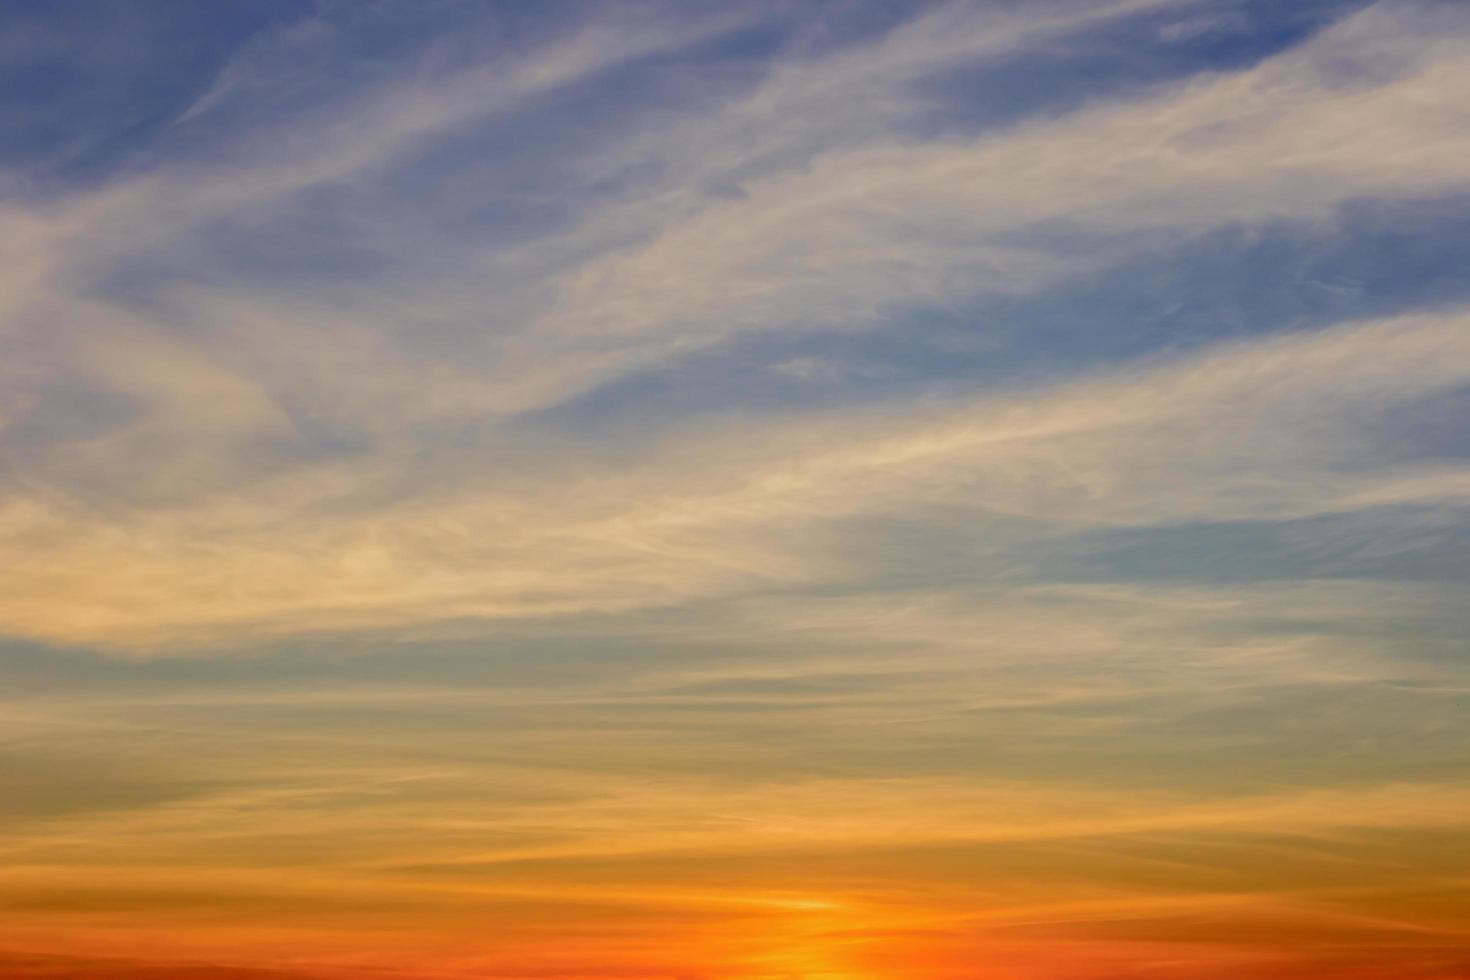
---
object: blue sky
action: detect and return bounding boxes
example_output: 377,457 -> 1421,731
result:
1,2 -> 1469,978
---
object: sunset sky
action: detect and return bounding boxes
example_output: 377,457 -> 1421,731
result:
2,1 -> 1469,977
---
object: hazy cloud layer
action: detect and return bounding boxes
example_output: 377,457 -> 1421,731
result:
2,1 -> 1468,978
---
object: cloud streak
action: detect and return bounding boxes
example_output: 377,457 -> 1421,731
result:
1,306 -> 1466,649
2,2 -> 1468,978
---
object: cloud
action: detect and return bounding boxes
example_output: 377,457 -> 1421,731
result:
2,6 -> 1468,975
0,301 -> 1466,652
505,1 -> 1470,403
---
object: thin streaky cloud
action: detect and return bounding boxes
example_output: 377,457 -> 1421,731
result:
1,3 -> 1467,978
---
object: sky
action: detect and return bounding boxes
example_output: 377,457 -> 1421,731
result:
1,0 -> 1469,977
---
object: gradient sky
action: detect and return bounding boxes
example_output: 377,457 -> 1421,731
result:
2,1 -> 1469,978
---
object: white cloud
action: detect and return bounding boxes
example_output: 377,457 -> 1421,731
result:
2,306 -> 1466,651
1,2 -> 1468,652
531,1 -> 1470,359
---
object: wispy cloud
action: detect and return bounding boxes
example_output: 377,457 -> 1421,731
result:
2,2 -> 1467,978
1,305 -> 1466,650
